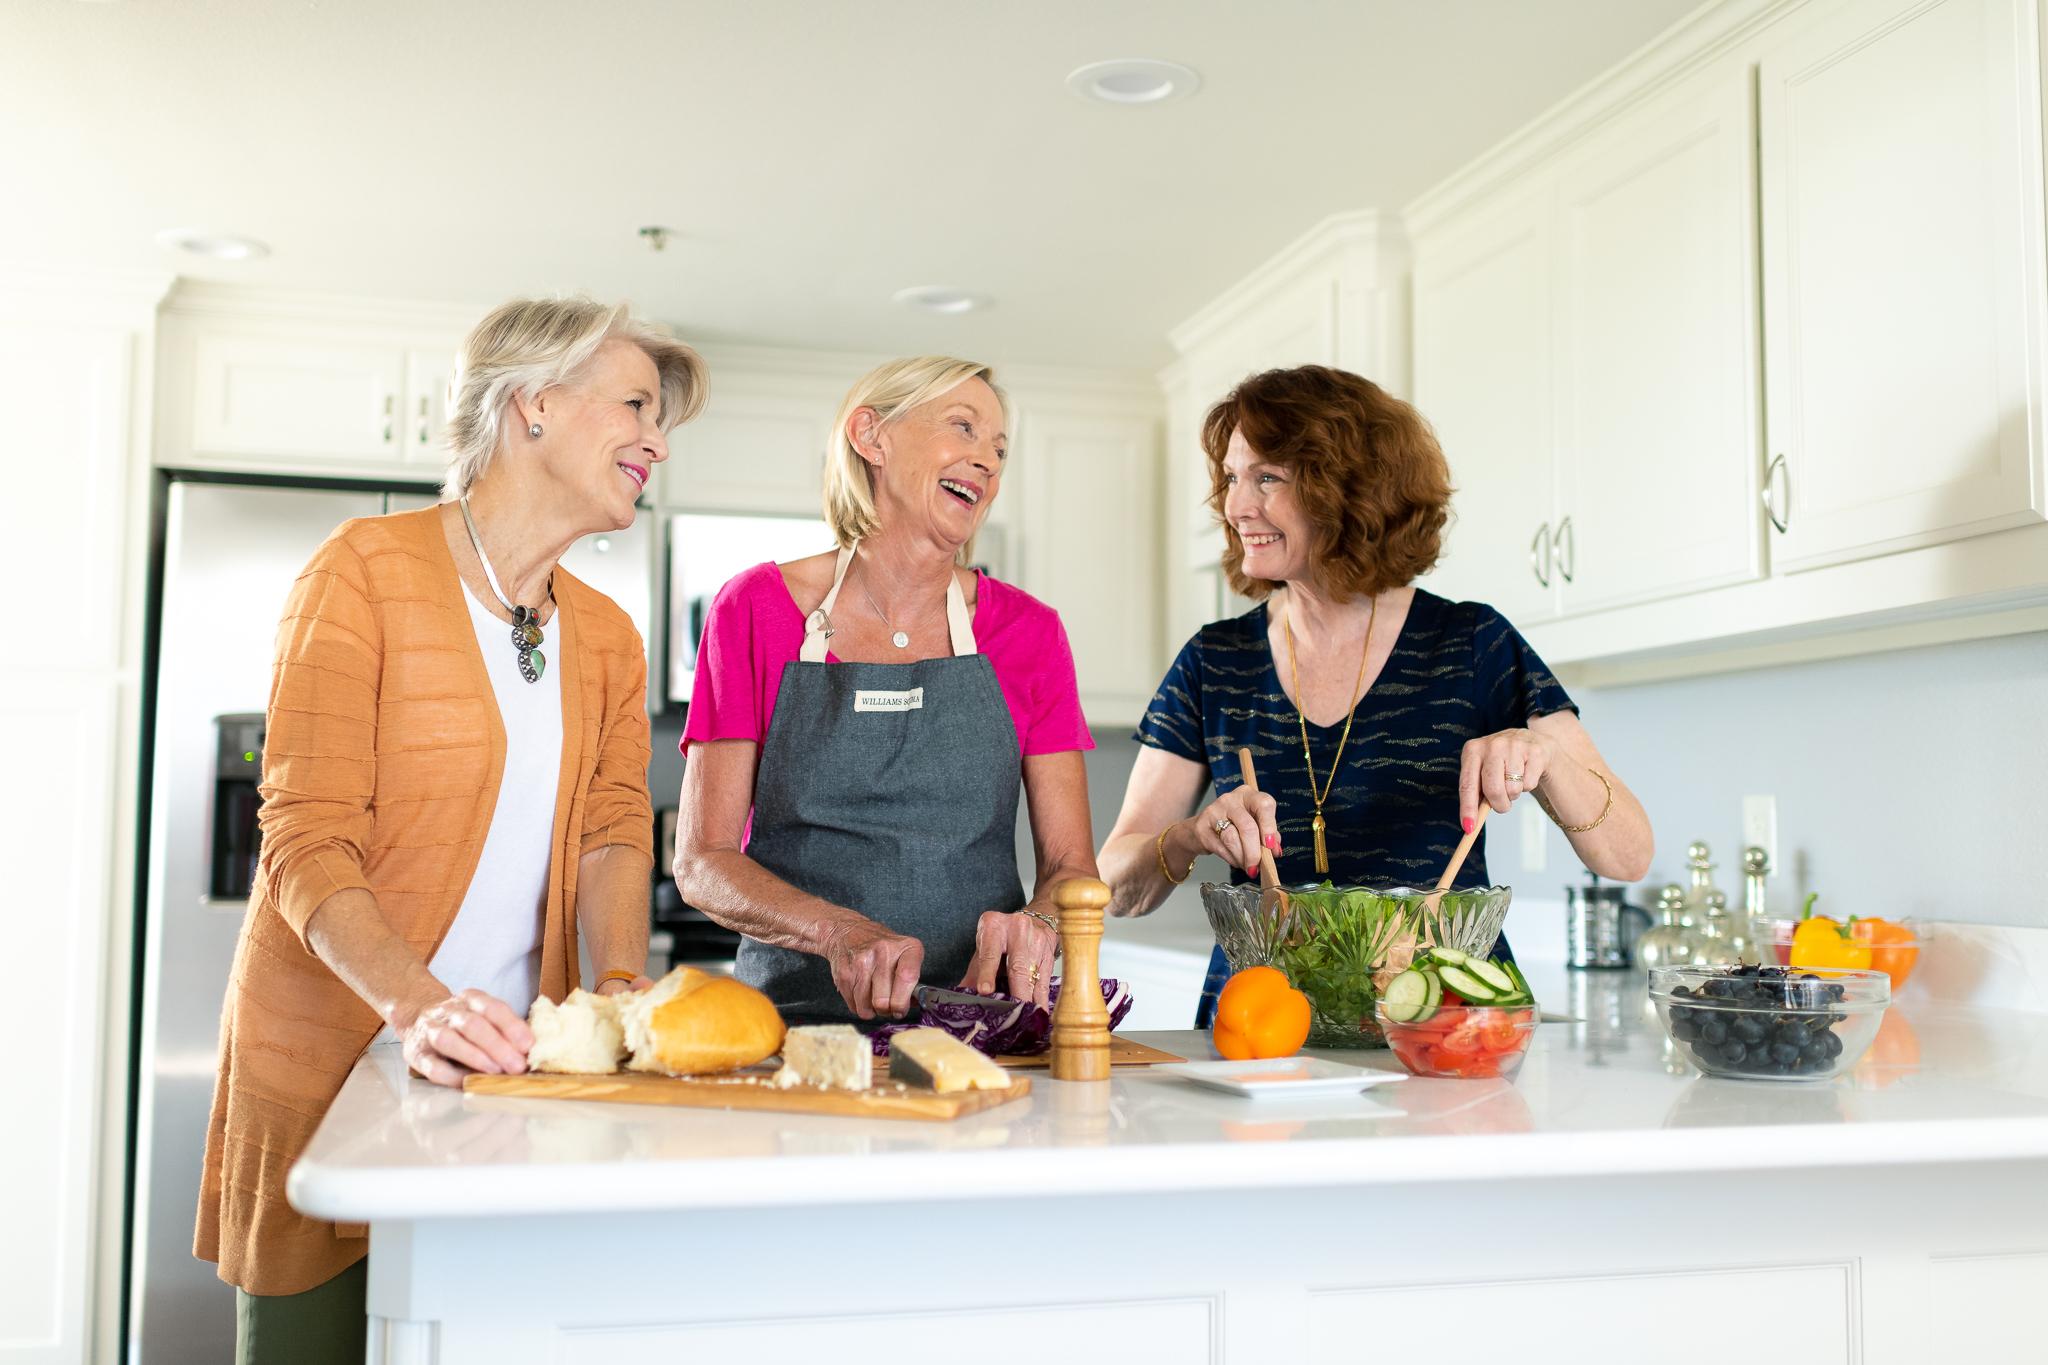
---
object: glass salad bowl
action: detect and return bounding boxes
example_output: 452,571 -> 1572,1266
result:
1201,882 -> 1512,1047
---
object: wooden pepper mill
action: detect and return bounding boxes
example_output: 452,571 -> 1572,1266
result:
1050,877 -> 1113,1081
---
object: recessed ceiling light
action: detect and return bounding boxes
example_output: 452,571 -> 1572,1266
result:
1066,58 -> 1201,106
892,285 -> 982,315
154,228 -> 270,262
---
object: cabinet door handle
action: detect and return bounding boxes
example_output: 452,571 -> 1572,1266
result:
417,395 -> 430,445
382,394 -> 395,445
1530,521 -> 1552,588
1762,454 -> 1790,533
1556,515 -> 1576,584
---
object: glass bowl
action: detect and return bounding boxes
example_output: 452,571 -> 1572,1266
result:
1202,882 -> 1512,1047
1764,919 -> 1923,989
1376,1003 -> 1538,1081
1649,965 -> 1890,1081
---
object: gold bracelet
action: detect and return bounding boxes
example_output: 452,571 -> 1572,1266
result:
1156,822 -> 1195,885
1537,768 -> 1614,834
596,968 -> 641,988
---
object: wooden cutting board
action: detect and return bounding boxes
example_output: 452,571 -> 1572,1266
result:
992,1035 -> 1185,1070
463,1070 -> 1031,1122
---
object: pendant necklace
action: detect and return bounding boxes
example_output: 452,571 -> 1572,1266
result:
460,497 -> 550,684
856,559 -> 938,650
1282,592 -> 1377,874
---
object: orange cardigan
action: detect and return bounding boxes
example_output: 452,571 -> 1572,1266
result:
195,507 -> 653,1295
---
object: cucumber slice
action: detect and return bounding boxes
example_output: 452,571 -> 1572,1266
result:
1424,945 -> 1474,969
1502,960 -> 1534,1000
1466,959 -> 1516,995
1436,964 -> 1500,1003
1424,968 -> 1443,1012
1381,969 -> 1437,1023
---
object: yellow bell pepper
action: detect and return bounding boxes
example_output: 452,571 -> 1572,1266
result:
1789,895 -> 1873,973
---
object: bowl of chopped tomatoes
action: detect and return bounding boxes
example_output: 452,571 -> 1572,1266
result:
1374,1000 -> 1538,1080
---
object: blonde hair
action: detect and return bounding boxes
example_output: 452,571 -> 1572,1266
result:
441,297 -> 708,498
821,356 -> 1008,548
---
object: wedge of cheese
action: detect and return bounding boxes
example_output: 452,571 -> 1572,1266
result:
773,1024 -> 873,1091
888,1027 -> 1011,1093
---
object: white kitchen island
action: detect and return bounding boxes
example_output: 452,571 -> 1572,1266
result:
289,969 -> 2048,1365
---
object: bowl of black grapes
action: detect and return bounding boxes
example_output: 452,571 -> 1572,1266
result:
1649,964 -> 1890,1081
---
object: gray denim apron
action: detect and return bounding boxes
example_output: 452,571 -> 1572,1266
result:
736,543 -> 1027,1024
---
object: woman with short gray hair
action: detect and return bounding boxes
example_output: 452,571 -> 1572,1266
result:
198,296 -> 704,1363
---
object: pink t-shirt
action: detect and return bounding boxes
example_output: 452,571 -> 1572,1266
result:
682,561 -> 1095,758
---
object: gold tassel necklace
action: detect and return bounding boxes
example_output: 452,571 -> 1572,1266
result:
1283,592 -> 1377,874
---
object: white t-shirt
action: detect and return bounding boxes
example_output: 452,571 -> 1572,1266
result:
379,585 -> 564,1039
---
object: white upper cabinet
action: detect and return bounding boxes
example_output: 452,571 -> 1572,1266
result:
1011,406 -> 1162,725
661,383 -> 834,517
156,287 -> 474,478
402,346 -> 457,470
1758,0 -> 2048,571
188,331 -> 405,463
1413,192 -> 1559,626
1553,65 -> 1764,613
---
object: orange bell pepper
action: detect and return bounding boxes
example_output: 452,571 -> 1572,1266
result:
1850,917 -> 1920,989
1789,895 -> 1873,973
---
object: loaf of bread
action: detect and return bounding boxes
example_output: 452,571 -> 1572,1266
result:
525,988 -> 628,1074
621,966 -> 786,1076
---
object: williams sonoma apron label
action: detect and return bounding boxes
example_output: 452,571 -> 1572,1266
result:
854,687 -> 925,713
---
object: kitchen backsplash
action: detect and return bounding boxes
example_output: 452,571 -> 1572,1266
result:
1557,629 -> 2048,928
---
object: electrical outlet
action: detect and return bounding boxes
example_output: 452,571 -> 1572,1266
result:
1520,797 -> 1548,872
1742,794 -> 1779,870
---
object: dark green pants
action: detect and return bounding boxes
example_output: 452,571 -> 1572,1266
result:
235,1257 -> 367,1365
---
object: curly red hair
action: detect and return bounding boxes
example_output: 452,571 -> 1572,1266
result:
1203,365 -> 1453,600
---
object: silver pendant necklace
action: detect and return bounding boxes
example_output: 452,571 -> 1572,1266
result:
855,560 -> 936,650
459,497 -> 550,683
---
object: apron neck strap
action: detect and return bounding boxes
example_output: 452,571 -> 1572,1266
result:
799,539 -> 978,663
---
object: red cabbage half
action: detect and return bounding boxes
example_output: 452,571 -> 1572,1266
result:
869,978 -> 1133,1057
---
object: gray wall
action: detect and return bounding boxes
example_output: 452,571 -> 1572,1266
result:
1555,630 -> 2048,927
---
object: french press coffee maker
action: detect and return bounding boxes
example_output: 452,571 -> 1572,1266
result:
1565,872 -> 1651,970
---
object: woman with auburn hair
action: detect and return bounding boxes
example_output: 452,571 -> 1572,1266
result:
1100,365 -> 1652,1024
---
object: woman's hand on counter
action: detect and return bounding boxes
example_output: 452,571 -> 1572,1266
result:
822,918 -> 925,1021
397,988 -> 534,1087
960,908 -> 1058,1009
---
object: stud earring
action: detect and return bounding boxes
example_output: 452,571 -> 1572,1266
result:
528,423 -> 543,439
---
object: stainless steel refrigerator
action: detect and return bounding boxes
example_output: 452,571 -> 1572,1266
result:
130,476 -> 654,1364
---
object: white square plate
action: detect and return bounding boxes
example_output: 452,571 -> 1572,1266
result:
1158,1057 -> 1407,1100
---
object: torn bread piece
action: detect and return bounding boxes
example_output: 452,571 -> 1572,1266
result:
773,1024 -> 874,1090
620,966 -> 785,1076
888,1027 -> 1012,1093
525,989 -> 628,1075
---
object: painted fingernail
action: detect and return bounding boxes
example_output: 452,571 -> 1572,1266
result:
1263,833 -> 1281,852
1246,863 -> 1260,877
1462,817 -> 1474,834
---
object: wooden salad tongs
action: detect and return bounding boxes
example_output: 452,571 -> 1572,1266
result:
1424,806 -> 1489,915
1235,748 -> 1289,924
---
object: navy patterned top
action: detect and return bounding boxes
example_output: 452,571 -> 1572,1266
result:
1135,588 -> 1576,1025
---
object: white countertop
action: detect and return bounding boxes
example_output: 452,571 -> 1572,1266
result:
288,967 -> 2048,1224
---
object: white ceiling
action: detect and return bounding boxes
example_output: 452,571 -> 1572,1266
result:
4,0 -> 1704,371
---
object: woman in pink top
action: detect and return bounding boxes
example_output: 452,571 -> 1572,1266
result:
674,357 -> 1098,1025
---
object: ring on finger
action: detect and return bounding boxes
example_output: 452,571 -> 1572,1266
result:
1212,817 -> 1232,833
